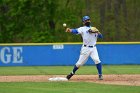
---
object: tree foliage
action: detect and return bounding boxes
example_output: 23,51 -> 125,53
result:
0,0 -> 139,43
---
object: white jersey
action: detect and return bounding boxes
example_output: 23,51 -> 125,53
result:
77,26 -> 98,46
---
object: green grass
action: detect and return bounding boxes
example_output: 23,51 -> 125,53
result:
0,65 -> 139,75
0,82 -> 139,93
0,65 -> 139,93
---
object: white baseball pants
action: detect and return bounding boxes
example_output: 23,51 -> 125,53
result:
76,46 -> 101,67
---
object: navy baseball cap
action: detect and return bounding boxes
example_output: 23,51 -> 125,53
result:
82,16 -> 90,22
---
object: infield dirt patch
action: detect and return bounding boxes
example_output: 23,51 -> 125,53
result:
0,74 -> 139,86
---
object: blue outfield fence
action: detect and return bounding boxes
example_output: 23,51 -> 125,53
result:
0,42 -> 140,66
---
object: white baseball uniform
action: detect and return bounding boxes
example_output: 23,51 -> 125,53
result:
75,26 -> 101,67
66,16 -> 103,80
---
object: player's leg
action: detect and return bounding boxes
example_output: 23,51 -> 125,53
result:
66,54 -> 89,80
96,63 -> 103,80
66,47 -> 90,80
90,47 -> 103,80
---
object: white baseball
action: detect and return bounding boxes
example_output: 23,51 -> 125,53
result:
63,23 -> 67,27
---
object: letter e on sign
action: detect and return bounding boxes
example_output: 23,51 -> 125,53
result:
13,47 -> 23,63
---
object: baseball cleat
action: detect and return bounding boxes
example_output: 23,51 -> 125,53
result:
66,72 -> 74,80
98,75 -> 103,80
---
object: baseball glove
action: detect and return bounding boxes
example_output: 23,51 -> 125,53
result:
88,27 -> 99,33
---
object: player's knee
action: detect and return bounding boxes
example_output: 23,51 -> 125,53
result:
76,63 -> 83,67
94,59 -> 101,64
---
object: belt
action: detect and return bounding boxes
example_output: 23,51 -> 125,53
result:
84,45 -> 95,48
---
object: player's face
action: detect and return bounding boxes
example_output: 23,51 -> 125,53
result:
83,19 -> 91,26
84,19 -> 91,23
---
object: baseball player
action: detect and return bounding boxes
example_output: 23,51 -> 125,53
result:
65,16 -> 103,80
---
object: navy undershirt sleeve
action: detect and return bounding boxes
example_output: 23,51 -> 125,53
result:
71,29 -> 78,34
98,34 -> 103,38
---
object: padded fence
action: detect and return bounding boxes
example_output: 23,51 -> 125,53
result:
0,42 -> 140,66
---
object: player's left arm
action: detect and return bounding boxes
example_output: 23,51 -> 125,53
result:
90,27 -> 103,38
97,31 -> 103,38
92,27 -> 103,38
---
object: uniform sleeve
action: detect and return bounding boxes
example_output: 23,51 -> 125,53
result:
77,27 -> 83,34
71,29 -> 78,34
98,33 -> 103,38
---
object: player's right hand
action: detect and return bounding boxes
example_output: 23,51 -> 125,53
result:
65,28 -> 71,32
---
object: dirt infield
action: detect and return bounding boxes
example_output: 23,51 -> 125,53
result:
0,74 -> 139,86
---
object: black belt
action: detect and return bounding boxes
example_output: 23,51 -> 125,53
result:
84,45 -> 95,48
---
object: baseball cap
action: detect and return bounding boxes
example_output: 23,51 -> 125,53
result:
82,16 -> 90,22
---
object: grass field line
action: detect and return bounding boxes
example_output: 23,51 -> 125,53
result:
0,65 -> 139,75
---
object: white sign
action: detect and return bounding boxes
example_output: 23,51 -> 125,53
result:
53,45 -> 64,49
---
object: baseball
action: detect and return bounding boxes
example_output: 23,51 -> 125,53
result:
63,23 -> 67,27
